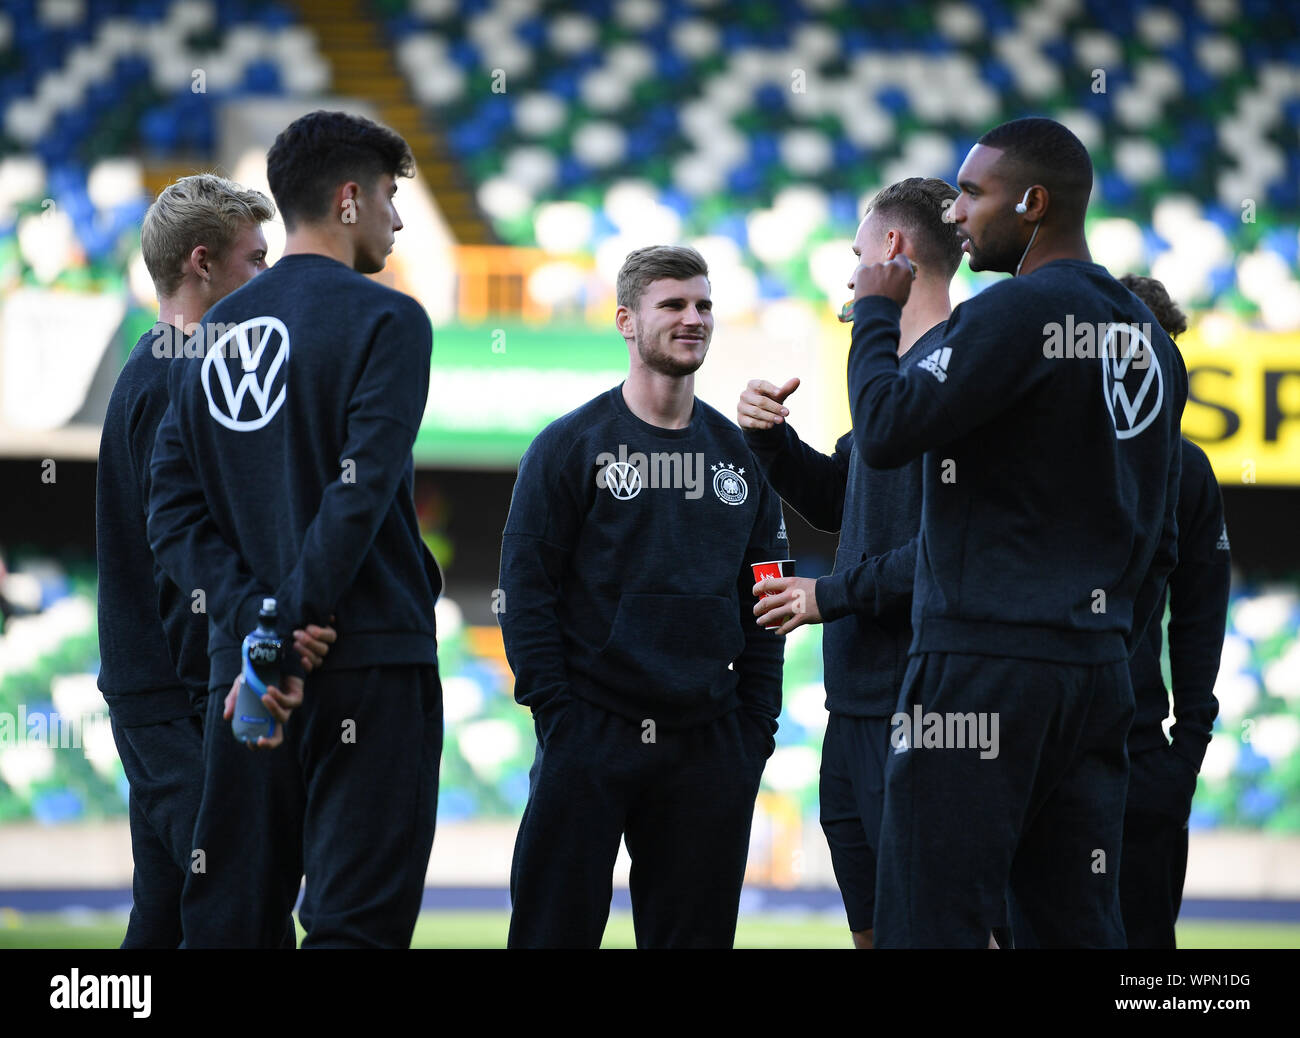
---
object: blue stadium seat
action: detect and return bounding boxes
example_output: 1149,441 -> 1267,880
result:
979,58 -> 1015,94
555,155 -> 589,191
115,56 -> 150,85
31,789 -> 84,824
542,69 -> 580,102
450,121 -> 494,157
748,132 -> 779,173
757,270 -> 788,301
243,59 -> 281,94
658,187 -> 692,219
1207,266 -> 1236,299
828,190 -> 859,228
260,5 -> 297,29
754,83 -> 788,118
657,49 -> 689,83
449,38 -> 477,70
711,212 -> 749,247
728,162 -> 764,197
515,17 -> 547,47
1264,228 -> 1299,268
1141,228 -> 1170,265
139,105 -> 182,153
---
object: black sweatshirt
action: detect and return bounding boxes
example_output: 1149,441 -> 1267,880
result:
96,324 -> 207,724
744,323 -> 943,717
499,385 -> 786,729
1128,438 -> 1229,767
848,259 -> 1187,664
148,254 -> 441,692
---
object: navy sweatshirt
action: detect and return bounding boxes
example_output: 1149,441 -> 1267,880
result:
744,322 -> 943,717
849,259 -> 1187,664
96,324 -> 208,724
1128,438 -> 1229,766
148,254 -> 441,692
499,385 -> 786,729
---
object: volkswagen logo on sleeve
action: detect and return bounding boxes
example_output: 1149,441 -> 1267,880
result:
1100,322 -> 1163,440
201,316 -> 290,432
712,462 -> 748,505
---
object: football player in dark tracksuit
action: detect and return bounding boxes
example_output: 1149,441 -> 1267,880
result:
737,178 -> 960,949
96,173 -> 332,947
148,112 -> 443,948
850,118 -> 1187,947
500,245 -> 785,949
1118,274 -> 1230,948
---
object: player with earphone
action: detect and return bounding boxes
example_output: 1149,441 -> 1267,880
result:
837,116 -> 1187,949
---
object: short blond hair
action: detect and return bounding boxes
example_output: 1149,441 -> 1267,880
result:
141,173 -> 275,297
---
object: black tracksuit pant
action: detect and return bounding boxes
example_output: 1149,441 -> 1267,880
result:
1119,744 -> 1197,948
508,696 -> 771,948
110,707 -> 206,948
819,714 -> 890,933
874,652 -> 1133,948
181,665 -> 442,948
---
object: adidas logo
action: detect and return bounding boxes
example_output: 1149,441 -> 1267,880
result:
777,513 -> 788,542
918,346 -> 952,383
1216,523 -> 1230,551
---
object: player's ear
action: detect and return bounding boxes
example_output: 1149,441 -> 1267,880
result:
188,244 -> 211,284
883,230 -> 901,263
614,304 -> 634,340
338,181 -> 362,224
1020,184 -> 1048,221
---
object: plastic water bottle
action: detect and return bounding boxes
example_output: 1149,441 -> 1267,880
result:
234,598 -> 281,743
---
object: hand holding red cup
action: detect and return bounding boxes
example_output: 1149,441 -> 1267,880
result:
751,559 -> 796,631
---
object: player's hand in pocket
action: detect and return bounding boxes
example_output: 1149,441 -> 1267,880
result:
740,709 -> 777,761
533,696 -> 574,749
1164,745 -> 1200,819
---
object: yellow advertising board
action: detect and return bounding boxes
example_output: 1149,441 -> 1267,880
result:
1180,321 -> 1300,487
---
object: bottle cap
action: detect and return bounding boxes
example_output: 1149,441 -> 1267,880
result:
262,597 -> 276,612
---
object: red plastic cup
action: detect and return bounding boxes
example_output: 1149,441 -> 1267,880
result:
751,559 -> 796,631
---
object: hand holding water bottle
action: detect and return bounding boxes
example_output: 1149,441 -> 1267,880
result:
228,598 -> 335,749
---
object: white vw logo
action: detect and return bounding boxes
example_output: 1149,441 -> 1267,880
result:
604,461 -> 642,500
201,316 -> 289,432
1100,323 -> 1162,440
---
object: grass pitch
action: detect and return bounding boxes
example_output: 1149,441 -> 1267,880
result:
2,907 -> 1297,949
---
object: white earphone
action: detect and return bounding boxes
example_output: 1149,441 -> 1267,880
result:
1014,188 -> 1042,276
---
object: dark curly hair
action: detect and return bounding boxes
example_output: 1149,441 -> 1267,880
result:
266,110 -> 414,229
1119,273 -> 1188,340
